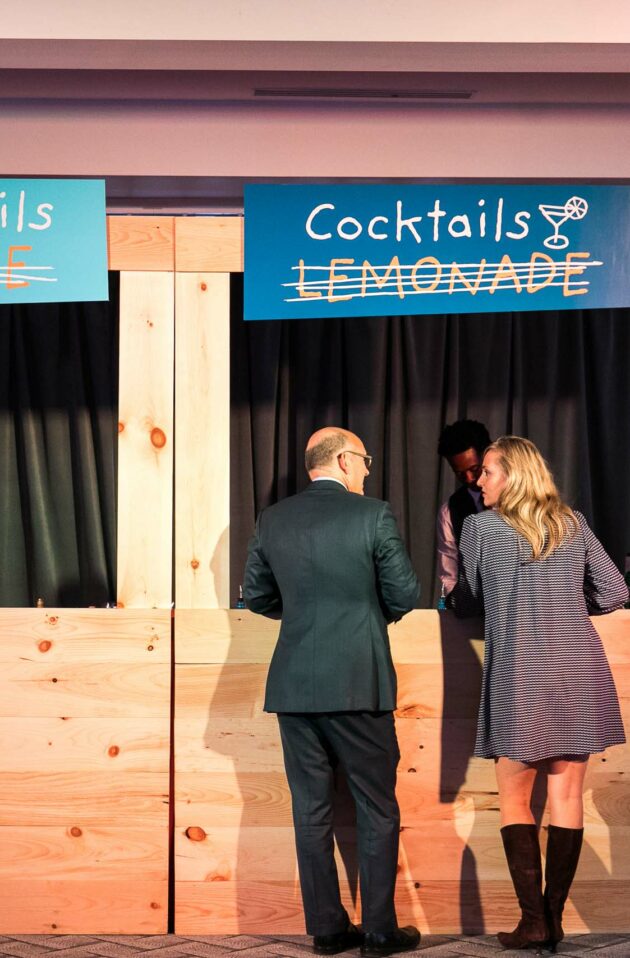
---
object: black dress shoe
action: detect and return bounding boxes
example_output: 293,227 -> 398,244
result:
360,926 -> 420,958
313,922 -> 364,955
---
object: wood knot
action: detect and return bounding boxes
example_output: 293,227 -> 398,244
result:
118,421 -> 125,433
38,640 -> 52,653
47,615 -> 59,625
185,826 -> 206,842
147,644 -> 154,651
70,826 -> 82,837
150,427 -> 167,449
200,282 -> 207,291
108,745 -> 120,757
150,902 -> 160,910
190,559 -> 200,570
116,601 -> 124,608
51,677 -> 58,684
414,882 -> 421,889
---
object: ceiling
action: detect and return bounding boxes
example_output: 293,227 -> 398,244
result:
3,35 -> 630,209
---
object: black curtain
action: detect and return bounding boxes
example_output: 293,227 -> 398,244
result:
230,274 -> 629,608
0,274 -> 119,607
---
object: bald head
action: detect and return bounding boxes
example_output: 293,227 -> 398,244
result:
305,427 -> 370,494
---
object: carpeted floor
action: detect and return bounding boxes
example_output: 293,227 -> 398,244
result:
1,934 -> 630,958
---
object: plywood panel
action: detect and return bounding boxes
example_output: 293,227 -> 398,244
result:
1,609 -> 170,933
174,609 -> 630,934
175,274 -> 230,608
175,216 -> 243,272
117,271 -> 174,608
107,216 -> 174,271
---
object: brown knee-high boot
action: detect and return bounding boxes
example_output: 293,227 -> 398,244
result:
497,824 -> 549,951
543,825 -> 584,952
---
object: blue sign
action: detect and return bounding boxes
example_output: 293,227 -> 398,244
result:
0,179 -> 108,305
244,184 -> 630,320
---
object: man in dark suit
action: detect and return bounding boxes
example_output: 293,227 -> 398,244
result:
244,427 -> 420,958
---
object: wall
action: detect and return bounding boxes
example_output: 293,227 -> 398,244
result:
2,4 -> 630,205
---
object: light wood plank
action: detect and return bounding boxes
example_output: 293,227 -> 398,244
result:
0,608 -> 170,663
175,274 -> 230,608
174,877 -> 630,935
0,879 -> 167,934
0,718 -> 169,770
0,772 -> 168,826
117,271 -> 174,608
107,216 -> 174,271
175,715 -> 284,772
174,822 -> 630,884
175,216 -> 243,272
175,771 -> 293,827
175,661 -> 473,720
0,826 -> 168,880
1,663 -> 170,717
176,608 -> 279,663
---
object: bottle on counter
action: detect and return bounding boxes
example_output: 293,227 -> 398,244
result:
437,580 -> 447,611
236,584 -> 246,610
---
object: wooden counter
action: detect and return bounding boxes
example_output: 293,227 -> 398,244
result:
2,606 -> 627,934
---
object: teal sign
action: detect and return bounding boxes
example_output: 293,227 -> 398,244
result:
244,184 -> 630,320
0,179 -> 108,305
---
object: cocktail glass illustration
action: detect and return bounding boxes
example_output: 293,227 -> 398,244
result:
538,196 -> 589,249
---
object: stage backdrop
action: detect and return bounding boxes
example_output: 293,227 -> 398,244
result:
0,275 -> 119,607
230,275 -> 630,607
0,272 -> 627,610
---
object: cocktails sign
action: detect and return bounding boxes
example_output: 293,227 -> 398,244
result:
0,179 -> 108,305
244,184 -> 630,320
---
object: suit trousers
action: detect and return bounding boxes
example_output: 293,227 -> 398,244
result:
277,710 -> 401,936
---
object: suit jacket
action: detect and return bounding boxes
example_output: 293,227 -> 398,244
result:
244,479 -> 420,713
448,484 -> 480,544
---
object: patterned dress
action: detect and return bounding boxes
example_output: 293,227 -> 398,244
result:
455,510 -> 628,762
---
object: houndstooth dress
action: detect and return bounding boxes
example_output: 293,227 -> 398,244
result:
454,510 -> 628,763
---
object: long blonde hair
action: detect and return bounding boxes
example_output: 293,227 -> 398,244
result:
488,436 -> 578,559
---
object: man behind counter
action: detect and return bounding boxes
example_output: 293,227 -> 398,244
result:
436,419 -> 491,595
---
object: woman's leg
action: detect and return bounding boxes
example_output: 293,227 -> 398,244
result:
543,757 -> 588,950
494,758 -> 548,949
546,756 -> 589,827
495,756 -> 538,825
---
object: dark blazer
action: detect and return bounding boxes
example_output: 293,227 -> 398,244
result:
244,479 -> 420,713
448,484 -> 479,545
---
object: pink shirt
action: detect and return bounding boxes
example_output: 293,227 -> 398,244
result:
436,488 -> 484,594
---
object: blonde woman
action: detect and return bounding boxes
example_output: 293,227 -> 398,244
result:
452,436 -> 628,952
